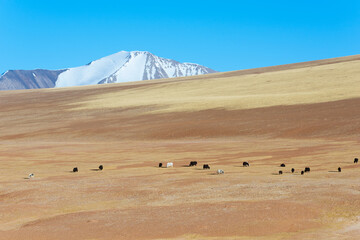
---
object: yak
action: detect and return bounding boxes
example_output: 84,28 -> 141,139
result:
189,161 -> 198,167
203,164 -> 210,169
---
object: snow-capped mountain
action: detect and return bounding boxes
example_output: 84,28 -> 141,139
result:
0,51 -> 217,90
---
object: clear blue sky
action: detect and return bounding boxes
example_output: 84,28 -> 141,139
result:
1,0 -> 359,73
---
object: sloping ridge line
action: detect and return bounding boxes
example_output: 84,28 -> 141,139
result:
217,54 -> 360,78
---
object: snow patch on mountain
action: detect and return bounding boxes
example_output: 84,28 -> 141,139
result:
55,51 -> 130,87
0,71 -> 8,78
104,51 -> 149,83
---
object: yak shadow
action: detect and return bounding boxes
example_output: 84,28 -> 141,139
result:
183,164 -> 200,168
328,171 -> 339,173
292,172 -> 307,175
90,169 -> 100,171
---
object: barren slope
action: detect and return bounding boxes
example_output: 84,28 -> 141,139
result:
0,55 -> 360,240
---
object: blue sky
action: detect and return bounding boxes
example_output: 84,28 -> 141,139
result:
0,0 -> 359,73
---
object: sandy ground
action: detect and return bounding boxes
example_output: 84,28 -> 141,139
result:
0,55 -> 360,239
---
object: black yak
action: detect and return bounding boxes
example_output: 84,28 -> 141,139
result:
159,163 -> 163,168
338,167 -> 341,172
304,167 -> 310,172
243,162 -> 249,167
203,164 -> 210,169
73,167 -> 78,172
354,158 -> 358,164
189,161 -> 197,166
99,165 -> 103,170
280,163 -> 286,167
279,170 -> 283,175
291,168 -> 295,173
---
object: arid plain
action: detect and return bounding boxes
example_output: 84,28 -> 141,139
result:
1,55 -> 360,239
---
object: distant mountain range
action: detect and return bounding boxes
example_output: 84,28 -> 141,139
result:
0,51 -> 217,90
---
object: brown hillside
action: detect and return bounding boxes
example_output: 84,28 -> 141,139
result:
0,55 -> 360,239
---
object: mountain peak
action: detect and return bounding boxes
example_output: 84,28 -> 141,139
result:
0,51 -> 217,90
